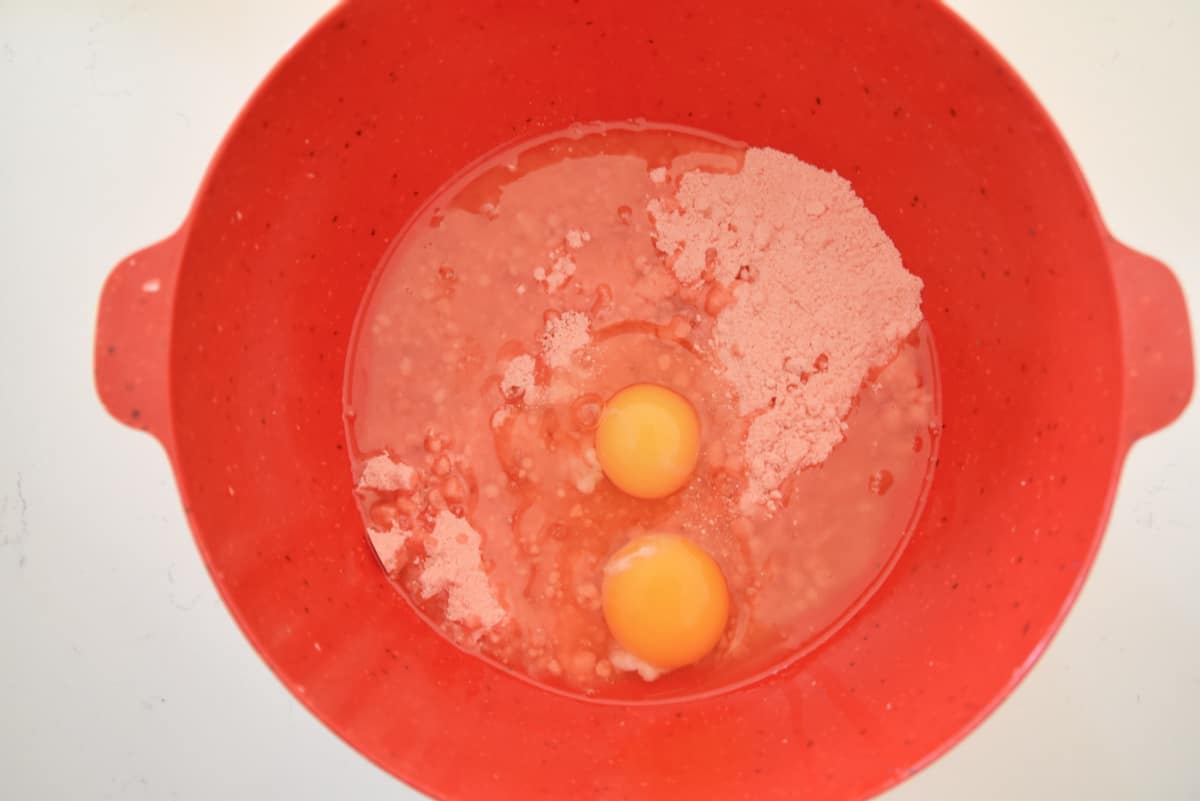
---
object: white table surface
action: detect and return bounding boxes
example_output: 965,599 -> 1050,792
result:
1,1 -> 1196,799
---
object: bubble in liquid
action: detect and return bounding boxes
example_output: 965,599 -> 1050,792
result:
868,469 -> 894,496
570,393 -> 604,432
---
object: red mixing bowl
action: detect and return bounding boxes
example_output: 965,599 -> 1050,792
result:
93,2 -> 1194,799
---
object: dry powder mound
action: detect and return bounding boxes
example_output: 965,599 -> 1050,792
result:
419,511 -> 506,629
541,310 -> 591,368
501,354 -> 537,399
368,524 -> 409,573
357,453 -> 417,492
652,147 -> 923,507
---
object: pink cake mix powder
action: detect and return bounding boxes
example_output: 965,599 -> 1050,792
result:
650,148 -> 923,507
345,123 -> 940,701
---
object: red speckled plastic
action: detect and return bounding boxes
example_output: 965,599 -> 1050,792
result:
93,2 -> 1194,800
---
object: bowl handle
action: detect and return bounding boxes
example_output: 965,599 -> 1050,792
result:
93,229 -> 187,447
1109,238 -> 1194,446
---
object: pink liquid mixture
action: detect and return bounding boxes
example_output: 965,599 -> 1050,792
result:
344,123 -> 940,701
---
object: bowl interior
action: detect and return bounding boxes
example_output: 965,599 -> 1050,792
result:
167,1 -> 1123,799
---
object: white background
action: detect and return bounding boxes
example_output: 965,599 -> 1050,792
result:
1,1 -> 1196,799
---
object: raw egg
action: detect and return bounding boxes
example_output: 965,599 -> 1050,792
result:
601,533 -> 730,671
595,383 -> 700,499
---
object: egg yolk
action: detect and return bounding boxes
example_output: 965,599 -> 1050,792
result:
594,383 -> 700,499
602,534 -> 730,671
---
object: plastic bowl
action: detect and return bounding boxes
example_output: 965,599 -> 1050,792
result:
94,2 -> 1193,799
